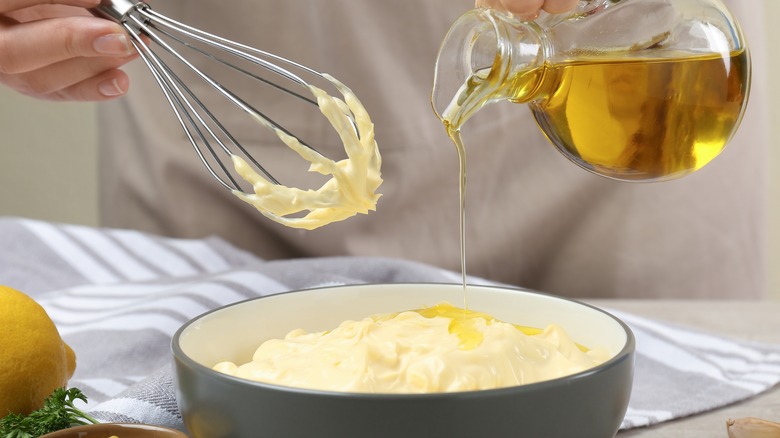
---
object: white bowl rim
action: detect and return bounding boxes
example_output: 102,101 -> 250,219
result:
171,282 -> 635,399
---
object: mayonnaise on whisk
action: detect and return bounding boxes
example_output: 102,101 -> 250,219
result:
213,303 -> 610,393
231,74 -> 382,230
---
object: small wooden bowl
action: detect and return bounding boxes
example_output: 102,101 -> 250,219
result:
40,423 -> 187,438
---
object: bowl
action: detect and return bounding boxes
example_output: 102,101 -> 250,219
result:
40,423 -> 187,438
172,283 -> 634,438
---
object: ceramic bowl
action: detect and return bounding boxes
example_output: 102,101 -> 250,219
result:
40,423 -> 187,438
172,283 -> 634,438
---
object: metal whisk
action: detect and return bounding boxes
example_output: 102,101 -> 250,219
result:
92,0 -> 335,191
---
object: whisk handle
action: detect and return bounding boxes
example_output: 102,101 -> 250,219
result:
91,0 -> 145,22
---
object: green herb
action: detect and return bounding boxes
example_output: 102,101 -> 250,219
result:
0,388 -> 99,438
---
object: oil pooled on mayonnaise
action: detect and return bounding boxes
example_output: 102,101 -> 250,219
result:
213,302 -> 609,393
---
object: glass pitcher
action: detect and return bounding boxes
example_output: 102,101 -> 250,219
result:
432,0 -> 750,181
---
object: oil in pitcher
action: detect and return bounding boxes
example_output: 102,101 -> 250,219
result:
432,0 -> 751,182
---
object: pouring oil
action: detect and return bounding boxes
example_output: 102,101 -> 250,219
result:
438,49 -> 750,304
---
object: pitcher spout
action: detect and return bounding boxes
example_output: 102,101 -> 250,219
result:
432,9 -> 547,127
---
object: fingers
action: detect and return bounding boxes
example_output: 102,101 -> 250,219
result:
502,0 -> 544,19
541,0 -> 580,14
49,68 -> 131,101
0,16 -> 133,75
0,10 -> 137,101
475,0 -> 578,19
0,0 -> 99,15
1,53 -> 135,100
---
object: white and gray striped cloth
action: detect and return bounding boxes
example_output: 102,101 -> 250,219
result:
2,217 -> 780,432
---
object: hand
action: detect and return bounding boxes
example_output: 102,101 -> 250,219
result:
0,0 -> 138,101
476,0 -> 580,20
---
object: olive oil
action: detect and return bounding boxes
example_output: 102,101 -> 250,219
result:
444,120 -> 469,307
374,303 -> 544,350
529,51 -> 750,181
413,303 -> 543,350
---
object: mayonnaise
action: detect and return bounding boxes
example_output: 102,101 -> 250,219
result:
213,303 -> 610,393
231,74 -> 382,230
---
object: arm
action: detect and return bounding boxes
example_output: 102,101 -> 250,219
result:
476,0 -> 580,19
0,0 -> 137,101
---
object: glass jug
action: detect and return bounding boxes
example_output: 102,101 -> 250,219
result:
432,0 -> 750,181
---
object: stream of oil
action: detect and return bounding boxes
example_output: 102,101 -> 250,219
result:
444,122 -> 469,309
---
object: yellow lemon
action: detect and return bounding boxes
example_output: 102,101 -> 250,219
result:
0,285 -> 76,416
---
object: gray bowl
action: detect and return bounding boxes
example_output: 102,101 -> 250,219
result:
172,283 -> 634,438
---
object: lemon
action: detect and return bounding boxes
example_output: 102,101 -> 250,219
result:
0,285 -> 76,417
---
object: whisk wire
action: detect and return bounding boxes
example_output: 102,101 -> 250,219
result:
127,29 -> 245,190
136,10 -> 322,155
142,8 -> 321,86
150,25 -> 320,108
93,0 -> 344,193
125,8 -> 310,189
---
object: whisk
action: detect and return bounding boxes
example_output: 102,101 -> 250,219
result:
91,0 -> 338,191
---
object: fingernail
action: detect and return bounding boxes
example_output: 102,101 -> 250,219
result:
98,78 -> 126,97
93,33 -> 133,56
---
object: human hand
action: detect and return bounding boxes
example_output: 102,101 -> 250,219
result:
475,0 -> 580,20
0,0 -> 137,101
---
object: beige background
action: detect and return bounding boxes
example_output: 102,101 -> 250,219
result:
769,0 -> 780,299
1,5 -> 778,298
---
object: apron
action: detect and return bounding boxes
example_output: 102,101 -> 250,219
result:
97,0 -> 767,298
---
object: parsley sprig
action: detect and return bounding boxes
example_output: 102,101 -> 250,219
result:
0,388 -> 99,438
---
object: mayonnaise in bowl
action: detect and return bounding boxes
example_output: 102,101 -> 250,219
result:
212,302 -> 610,394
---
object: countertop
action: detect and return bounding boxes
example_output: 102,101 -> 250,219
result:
589,300 -> 780,438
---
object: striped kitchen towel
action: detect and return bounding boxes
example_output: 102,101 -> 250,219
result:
2,217 -> 779,431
